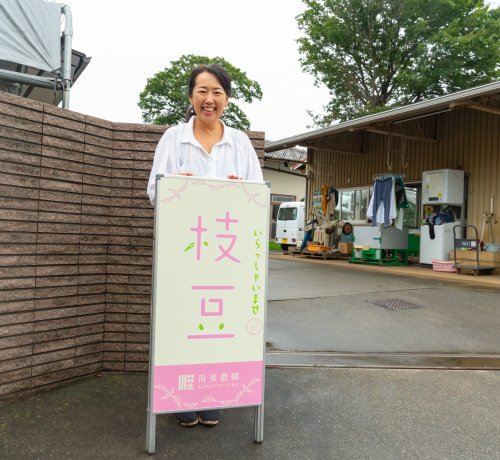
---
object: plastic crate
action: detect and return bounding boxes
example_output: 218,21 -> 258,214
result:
431,259 -> 456,272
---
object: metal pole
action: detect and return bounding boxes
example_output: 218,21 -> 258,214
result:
254,405 -> 264,443
146,411 -> 156,454
61,5 -> 73,109
0,69 -> 55,88
145,176 -> 163,454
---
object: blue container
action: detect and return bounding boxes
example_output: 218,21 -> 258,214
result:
484,243 -> 500,252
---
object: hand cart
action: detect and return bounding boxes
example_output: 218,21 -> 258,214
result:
453,224 -> 495,276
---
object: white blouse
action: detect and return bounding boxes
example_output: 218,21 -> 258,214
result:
147,117 -> 263,205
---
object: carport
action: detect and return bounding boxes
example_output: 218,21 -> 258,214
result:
265,81 -> 500,246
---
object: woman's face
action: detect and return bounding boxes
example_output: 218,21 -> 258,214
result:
189,71 -> 229,125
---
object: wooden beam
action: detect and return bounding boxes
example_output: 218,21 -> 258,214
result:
304,145 -> 364,156
467,103 -> 500,116
264,157 -> 308,165
365,128 -> 437,143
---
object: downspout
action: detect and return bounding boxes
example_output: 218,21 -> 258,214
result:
61,5 -> 73,109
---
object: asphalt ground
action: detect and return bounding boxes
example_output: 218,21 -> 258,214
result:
266,257 -> 500,354
1,370 -> 499,460
1,257 -> 499,459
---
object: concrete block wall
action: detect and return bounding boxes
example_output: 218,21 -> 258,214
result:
0,92 -> 265,398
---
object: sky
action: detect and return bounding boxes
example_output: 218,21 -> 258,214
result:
64,0 -> 331,141
64,0 -> 499,142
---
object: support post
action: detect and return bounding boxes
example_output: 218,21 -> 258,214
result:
146,410 -> 156,455
61,5 -> 73,109
254,405 -> 264,443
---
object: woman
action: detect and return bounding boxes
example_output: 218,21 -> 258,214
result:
147,64 -> 263,205
147,64 -> 263,427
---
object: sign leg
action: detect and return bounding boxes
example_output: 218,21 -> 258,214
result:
254,405 -> 264,443
146,410 -> 156,454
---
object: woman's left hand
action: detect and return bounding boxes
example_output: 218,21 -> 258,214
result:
227,175 -> 242,180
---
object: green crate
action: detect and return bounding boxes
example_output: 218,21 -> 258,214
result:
408,233 -> 420,255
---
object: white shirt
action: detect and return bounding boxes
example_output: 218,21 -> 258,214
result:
147,117 -> 264,204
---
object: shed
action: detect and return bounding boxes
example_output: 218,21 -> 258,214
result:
265,81 -> 500,243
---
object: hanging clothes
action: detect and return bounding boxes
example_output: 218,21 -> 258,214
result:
367,176 -> 397,227
321,184 -> 329,216
395,177 -> 408,209
394,177 -> 408,230
327,187 -> 338,216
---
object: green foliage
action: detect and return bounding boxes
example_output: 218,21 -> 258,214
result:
297,0 -> 500,126
138,54 -> 263,130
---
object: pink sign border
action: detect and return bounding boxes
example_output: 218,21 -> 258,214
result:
152,360 -> 263,413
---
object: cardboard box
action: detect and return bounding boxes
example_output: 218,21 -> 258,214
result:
450,250 -> 500,268
339,242 -> 353,255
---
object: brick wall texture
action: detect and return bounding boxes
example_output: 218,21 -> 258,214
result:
0,92 -> 265,399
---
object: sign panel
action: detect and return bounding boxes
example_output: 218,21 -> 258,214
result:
149,176 -> 270,414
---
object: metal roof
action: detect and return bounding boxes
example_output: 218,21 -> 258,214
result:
263,141 -> 307,162
265,80 -> 500,153
0,49 -> 91,106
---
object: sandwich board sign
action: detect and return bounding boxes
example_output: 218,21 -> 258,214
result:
146,175 -> 270,453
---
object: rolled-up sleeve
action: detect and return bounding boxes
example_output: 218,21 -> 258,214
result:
147,128 -> 178,205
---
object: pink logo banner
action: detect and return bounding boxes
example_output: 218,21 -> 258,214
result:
153,360 -> 263,413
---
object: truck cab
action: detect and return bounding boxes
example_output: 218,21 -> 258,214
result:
275,201 -> 305,250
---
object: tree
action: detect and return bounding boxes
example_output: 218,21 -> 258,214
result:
138,54 -> 263,130
297,0 -> 500,126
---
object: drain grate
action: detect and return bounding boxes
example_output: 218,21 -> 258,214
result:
367,298 -> 423,310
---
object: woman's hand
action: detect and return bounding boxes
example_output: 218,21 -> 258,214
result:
177,172 -> 194,176
227,174 -> 242,180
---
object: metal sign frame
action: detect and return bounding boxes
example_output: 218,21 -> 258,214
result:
146,175 -> 270,454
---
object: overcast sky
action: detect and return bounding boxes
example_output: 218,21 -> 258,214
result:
65,0 -> 330,141
65,0 -> 499,142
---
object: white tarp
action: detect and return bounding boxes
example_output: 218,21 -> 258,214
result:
0,0 -> 62,72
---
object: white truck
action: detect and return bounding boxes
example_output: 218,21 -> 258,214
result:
275,201 -> 305,250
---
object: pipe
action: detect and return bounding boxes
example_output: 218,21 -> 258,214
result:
0,69 -> 55,88
61,5 -> 73,109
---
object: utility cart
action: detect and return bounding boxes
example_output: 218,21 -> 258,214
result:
453,224 -> 495,276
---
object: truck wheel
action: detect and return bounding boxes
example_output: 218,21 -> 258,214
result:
281,244 -> 289,251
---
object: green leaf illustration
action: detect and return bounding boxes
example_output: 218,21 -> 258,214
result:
198,324 -> 204,331
184,242 -> 195,252
203,241 -> 208,246
219,323 -> 224,330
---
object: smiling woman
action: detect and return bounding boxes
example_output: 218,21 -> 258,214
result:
147,64 -> 264,205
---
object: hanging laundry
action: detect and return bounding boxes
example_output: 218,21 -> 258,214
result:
321,184 -> 329,216
327,187 -> 339,216
394,177 -> 408,230
395,177 -> 408,209
367,176 -> 397,227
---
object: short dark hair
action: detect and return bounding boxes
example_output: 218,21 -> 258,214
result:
185,64 -> 231,122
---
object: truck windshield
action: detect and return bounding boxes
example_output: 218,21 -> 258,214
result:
278,207 -> 297,220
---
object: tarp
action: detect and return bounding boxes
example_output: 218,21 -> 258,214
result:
0,0 -> 63,72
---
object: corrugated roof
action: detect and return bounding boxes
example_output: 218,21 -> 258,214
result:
265,80 -> 500,152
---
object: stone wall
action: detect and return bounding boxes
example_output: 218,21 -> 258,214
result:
0,92 -> 265,398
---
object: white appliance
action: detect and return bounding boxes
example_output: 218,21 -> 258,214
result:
422,169 -> 464,205
420,169 -> 464,265
354,226 -> 408,250
420,222 -> 459,264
